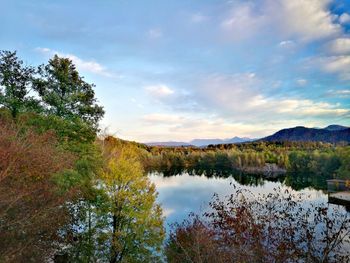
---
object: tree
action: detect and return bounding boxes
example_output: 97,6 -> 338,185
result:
0,116 -> 76,262
34,55 -> 104,129
65,143 -> 165,262
100,145 -> 165,262
0,51 -> 38,118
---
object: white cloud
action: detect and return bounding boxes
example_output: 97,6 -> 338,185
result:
35,47 -> 114,77
145,84 -> 175,99
193,73 -> 349,120
327,38 -> 350,54
296,79 -> 308,86
320,55 -> 350,80
279,40 -> 295,47
272,0 -> 341,42
326,89 -> 350,98
221,2 -> 267,41
277,99 -> 349,117
339,13 -> 350,25
221,0 -> 341,42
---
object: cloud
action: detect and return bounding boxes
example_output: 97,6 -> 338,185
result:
221,2 -> 267,41
144,84 -> 198,111
326,89 -> 350,98
221,0 -> 341,42
339,13 -> 350,24
145,84 -> 175,99
319,55 -> 350,80
195,73 -> 349,121
35,47 -> 114,77
327,38 -> 350,54
152,73 -> 349,126
277,99 -> 349,117
296,79 -> 308,86
272,0 -> 341,42
279,40 -> 295,47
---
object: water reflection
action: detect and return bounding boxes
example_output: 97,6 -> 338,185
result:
148,170 -> 334,231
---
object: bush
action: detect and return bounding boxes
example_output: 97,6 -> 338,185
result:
166,188 -> 350,263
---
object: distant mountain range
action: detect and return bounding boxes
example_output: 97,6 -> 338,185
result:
145,124 -> 350,147
261,125 -> 350,143
146,136 -> 253,147
190,137 -> 253,146
146,141 -> 193,147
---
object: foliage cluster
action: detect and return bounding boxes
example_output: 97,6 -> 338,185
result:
166,189 -> 350,263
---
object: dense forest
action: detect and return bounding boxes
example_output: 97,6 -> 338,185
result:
140,141 -> 350,179
0,51 -> 349,262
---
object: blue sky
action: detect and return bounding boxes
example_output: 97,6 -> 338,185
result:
1,0 -> 350,142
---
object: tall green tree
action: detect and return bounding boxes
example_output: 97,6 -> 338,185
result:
101,145 -> 165,263
34,55 -> 104,129
0,51 -> 38,118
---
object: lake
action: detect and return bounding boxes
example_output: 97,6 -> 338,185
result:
149,171 -> 349,231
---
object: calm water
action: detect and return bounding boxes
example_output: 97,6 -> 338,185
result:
148,171 -> 347,231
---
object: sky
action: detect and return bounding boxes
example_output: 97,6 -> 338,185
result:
1,0 -> 350,142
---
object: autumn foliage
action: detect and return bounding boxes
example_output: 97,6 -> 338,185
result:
0,116 -> 76,262
166,188 -> 350,263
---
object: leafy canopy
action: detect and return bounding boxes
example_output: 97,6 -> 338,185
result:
0,51 -> 39,117
34,55 -> 104,129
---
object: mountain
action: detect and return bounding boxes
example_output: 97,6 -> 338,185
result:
145,124 -> 350,146
190,137 -> 253,147
146,137 -> 253,147
145,141 -> 193,147
324,125 -> 349,131
261,125 -> 350,143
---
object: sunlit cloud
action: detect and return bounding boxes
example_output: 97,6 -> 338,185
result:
145,84 -> 175,98
35,47 -> 115,77
221,0 -> 342,43
319,56 -> 350,80
339,13 -> 350,24
296,79 -> 308,86
326,89 -> 350,98
327,38 -> 350,54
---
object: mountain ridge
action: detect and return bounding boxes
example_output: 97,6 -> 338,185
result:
145,136 -> 253,147
261,125 -> 350,143
145,124 -> 350,146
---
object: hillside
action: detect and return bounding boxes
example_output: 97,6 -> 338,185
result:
262,126 -> 350,143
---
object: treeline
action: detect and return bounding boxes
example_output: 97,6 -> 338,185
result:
141,142 -> 350,179
0,51 -> 164,262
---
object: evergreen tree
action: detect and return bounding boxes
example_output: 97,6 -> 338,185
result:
0,51 -> 39,118
34,55 -> 104,129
